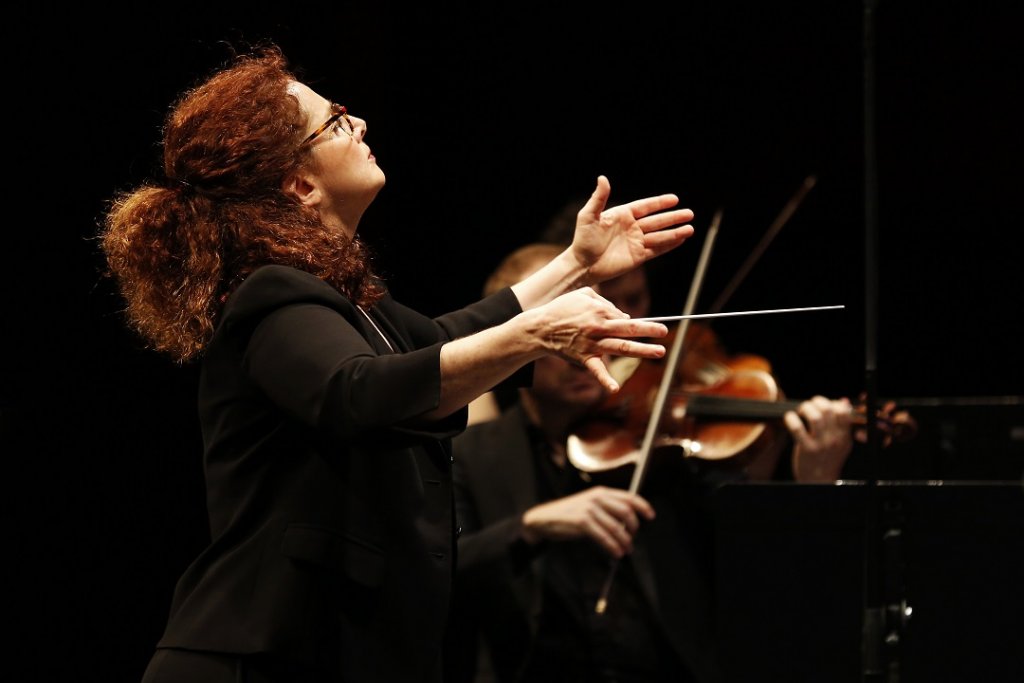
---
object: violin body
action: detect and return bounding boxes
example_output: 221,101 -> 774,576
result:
566,323 -> 916,476
567,368 -> 789,473
568,323 -> 787,473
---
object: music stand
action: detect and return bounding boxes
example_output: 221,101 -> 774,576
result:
711,480 -> 1024,683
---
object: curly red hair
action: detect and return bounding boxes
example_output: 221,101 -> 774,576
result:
101,45 -> 383,363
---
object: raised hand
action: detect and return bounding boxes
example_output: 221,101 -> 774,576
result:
570,175 -> 695,284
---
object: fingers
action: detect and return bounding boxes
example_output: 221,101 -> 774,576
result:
543,290 -> 669,383
783,409 -> 809,446
789,396 -> 855,482
794,396 -> 851,432
620,193 -> 681,219
598,319 -> 668,341
602,317 -> 668,334
582,337 -> 666,393
637,206 -> 695,241
636,207 -> 694,233
642,226 -> 695,255
591,180 -> 690,232
523,487 -> 656,558
584,356 -> 619,393
589,506 -> 635,557
633,206 -> 695,259
597,204 -> 694,247
584,488 -> 656,558
610,488 -> 656,522
598,338 -> 666,360
580,175 -> 612,221
784,398 -> 831,449
799,396 -> 828,435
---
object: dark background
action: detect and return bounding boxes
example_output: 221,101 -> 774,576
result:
8,2 -> 1023,681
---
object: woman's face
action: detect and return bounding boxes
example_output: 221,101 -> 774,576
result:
289,82 -> 386,235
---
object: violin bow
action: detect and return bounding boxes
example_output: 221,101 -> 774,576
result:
708,174 -> 817,314
594,208 -> 723,615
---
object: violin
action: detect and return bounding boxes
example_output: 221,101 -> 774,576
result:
566,323 -> 916,474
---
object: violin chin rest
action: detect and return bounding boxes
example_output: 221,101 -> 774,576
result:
566,434 -> 639,473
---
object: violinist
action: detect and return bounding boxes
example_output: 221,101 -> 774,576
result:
445,244 -> 856,683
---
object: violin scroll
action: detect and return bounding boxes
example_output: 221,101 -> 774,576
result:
853,397 -> 917,446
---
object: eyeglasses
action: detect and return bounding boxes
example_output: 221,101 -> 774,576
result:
301,103 -> 354,145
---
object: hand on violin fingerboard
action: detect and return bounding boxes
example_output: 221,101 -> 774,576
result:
786,396 -> 855,482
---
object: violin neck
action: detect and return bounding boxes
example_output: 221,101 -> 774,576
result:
686,394 -> 801,421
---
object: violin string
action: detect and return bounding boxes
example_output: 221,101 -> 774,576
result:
632,304 -> 844,323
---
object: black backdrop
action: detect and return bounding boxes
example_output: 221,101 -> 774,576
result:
8,2 -> 1023,681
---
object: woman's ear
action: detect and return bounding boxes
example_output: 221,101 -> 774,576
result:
282,170 -> 321,208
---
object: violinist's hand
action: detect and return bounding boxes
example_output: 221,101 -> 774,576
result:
521,486 -> 656,558
786,396 -> 855,483
570,175 -> 695,285
533,287 -> 668,393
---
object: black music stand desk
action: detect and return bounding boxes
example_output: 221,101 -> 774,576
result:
711,480 -> 1024,683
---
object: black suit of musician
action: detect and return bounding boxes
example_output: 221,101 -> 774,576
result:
449,399 -> 722,683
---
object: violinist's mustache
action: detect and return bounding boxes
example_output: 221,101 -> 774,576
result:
632,304 -> 845,323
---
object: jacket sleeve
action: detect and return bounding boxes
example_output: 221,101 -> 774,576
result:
377,287 -> 535,392
243,301 -> 450,439
222,266 -> 531,440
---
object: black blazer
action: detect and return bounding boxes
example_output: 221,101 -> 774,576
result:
451,403 -> 722,683
154,265 -> 524,682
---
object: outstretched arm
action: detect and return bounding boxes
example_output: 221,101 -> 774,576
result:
426,288 -> 668,420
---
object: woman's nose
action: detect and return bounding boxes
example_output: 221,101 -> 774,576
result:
352,116 -> 367,139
